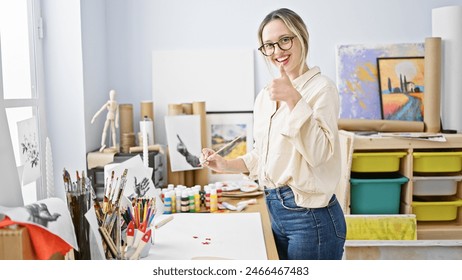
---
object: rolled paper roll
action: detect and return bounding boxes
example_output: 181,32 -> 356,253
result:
338,119 -> 425,132
192,101 -> 208,186
140,101 -> 154,121
119,104 -> 134,136
423,37 -> 442,133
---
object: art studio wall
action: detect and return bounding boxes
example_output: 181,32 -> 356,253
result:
41,0 -> 462,200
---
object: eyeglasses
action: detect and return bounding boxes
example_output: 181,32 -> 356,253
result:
258,36 -> 295,56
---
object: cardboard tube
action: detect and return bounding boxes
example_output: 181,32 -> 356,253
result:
140,101 -> 154,121
167,103 -> 185,186
192,101 -> 209,186
182,103 -> 195,187
168,103 -> 183,116
182,103 -> 193,115
119,104 -> 134,152
423,37 -> 442,133
338,119 -> 425,132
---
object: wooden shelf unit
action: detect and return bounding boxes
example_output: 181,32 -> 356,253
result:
339,131 -> 462,240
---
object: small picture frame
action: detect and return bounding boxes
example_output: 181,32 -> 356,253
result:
206,111 -> 253,182
377,56 -> 425,121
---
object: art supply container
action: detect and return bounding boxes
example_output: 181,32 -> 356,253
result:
66,188 -> 92,260
140,229 -> 154,258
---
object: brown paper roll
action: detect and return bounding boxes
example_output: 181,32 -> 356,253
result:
182,103 -> 195,187
168,103 -> 184,116
167,103 -> 186,186
192,101 -> 209,186
182,103 -> 193,115
424,37 -> 442,133
121,132 -> 136,153
119,104 -> 134,151
140,101 -> 154,121
338,119 -> 425,132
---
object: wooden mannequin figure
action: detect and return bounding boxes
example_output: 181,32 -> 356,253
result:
91,89 -> 119,152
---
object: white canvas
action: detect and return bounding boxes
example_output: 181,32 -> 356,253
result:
152,49 -> 255,145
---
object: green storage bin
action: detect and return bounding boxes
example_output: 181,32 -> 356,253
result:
350,175 -> 409,214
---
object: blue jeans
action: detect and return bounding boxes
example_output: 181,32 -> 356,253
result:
265,186 -> 346,260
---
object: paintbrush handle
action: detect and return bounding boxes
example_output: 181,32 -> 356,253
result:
201,135 -> 243,164
214,135 -> 243,154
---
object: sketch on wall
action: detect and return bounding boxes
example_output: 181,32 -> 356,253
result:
336,43 -> 424,120
17,117 -> 41,185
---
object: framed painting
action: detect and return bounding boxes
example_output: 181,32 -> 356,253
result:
336,43 -> 424,120
205,111 -> 253,183
377,56 -> 425,121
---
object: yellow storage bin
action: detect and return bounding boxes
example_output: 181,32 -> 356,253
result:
412,197 -> 462,221
413,151 -> 462,173
351,152 -> 407,173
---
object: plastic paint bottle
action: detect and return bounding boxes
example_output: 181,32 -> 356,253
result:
181,190 -> 190,213
175,189 -> 182,213
163,191 -> 172,214
189,189 -> 195,213
215,182 -> 223,205
210,188 -> 218,213
170,189 -> 176,213
194,188 -> 201,212
204,185 -> 211,212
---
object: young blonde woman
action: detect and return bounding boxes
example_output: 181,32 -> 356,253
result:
201,8 -> 346,260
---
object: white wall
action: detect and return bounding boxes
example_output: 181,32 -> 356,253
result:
42,0 -> 462,194
42,0 -> 86,201
105,0 -> 462,141
42,0 -> 107,200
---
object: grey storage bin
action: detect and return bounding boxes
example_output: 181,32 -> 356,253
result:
412,176 -> 462,196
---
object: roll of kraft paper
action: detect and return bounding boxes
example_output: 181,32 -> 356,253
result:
192,101 -> 208,186
119,104 -> 134,153
423,37 -> 442,133
338,119 -> 424,132
140,101 -> 154,121
167,103 -> 185,186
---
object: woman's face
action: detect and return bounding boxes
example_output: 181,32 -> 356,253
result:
261,19 -> 303,80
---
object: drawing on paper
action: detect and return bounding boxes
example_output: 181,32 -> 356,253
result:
17,117 -> 41,185
165,115 -> 202,172
24,202 -> 61,228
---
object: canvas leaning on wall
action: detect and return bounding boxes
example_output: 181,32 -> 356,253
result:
164,115 -> 203,172
205,111 -> 253,183
377,56 -> 425,121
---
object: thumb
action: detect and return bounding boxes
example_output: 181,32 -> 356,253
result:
279,64 -> 289,79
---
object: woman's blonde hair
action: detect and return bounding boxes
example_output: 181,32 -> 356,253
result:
257,8 -> 309,76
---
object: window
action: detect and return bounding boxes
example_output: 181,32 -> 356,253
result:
0,0 -> 46,205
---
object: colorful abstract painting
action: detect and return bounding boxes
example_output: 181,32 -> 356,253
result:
336,43 -> 424,119
377,57 -> 425,121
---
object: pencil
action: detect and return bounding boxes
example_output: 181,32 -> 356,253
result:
200,134 -> 243,164
155,215 -> 174,229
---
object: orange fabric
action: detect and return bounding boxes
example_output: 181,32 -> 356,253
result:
0,217 -> 72,260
